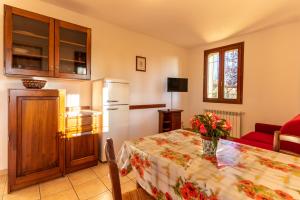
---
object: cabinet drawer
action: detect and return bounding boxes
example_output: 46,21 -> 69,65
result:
66,125 -> 100,135
66,116 -> 99,128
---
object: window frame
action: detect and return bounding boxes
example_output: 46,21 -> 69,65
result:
203,42 -> 244,104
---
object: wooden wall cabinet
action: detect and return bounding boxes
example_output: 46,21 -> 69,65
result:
4,5 -> 91,80
8,89 -> 65,192
55,20 -> 91,79
4,6 -> 54,77
158,109 -> 183,133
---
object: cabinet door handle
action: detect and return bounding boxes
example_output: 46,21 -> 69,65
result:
107,108 -> 118,110
57,131 -> 66,139
107,100 -> 119,103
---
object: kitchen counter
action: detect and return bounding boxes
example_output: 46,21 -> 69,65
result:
65,109 -> 102,138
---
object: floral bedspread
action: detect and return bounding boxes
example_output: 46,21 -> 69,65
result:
117,129 -> 300,200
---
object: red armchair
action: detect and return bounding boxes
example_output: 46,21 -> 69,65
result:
234,115 -> 300,154
278,115 -> 300,154
234,123 -> 281,150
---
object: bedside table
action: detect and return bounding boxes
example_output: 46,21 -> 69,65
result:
158,109 -> 183,133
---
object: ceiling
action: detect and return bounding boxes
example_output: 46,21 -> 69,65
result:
42,0 -> 300,48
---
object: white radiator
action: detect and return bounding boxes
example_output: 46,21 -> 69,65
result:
204,109 -> 243,138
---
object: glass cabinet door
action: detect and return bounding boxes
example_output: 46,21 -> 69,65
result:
4,5 -> 54,77
55,20 -> 91,80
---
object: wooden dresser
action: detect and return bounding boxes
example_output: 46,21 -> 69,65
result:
8,89 -> 101,192
158,109 -> 183,133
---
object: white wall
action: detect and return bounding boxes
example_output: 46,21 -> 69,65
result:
187,21 -> 300,135
0,0 -> 188,170
3,0 -> 299,172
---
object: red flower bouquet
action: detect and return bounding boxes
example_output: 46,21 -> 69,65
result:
191,112 -> 231,155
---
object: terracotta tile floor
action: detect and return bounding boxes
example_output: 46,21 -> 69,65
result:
0,163 -> 137,200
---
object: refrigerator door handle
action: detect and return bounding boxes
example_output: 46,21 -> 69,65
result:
107,108 -> 119,110
107,100 -> 119,103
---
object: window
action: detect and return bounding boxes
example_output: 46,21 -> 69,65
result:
203,42 -> 244,104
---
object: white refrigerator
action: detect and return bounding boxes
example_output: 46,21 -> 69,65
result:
92,79 -> 129,161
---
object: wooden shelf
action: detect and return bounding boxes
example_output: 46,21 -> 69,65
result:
60,58 -> 86,64
60,40 -> 86,48
13,66 -> 43,71
163,121 -> 171,124
129,104 -> 166,110
13,53 -> 48,59
13,30 -> 48,40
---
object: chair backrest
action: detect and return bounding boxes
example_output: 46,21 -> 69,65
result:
105,138 -> 122,200
273,131 -> 300,156
280,115 -> 300,137
255,123 -> 281,134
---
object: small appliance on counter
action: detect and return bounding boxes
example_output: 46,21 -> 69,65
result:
92,78 -> 130,162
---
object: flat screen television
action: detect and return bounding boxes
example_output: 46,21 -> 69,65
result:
167,78 -> 188,92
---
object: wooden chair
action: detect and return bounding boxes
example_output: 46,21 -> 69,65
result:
105,138 -> 154,200
273,131 -> 300,156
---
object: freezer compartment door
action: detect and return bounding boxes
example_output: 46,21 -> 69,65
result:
101,105 -> 129,161
103,82 -> 129,106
